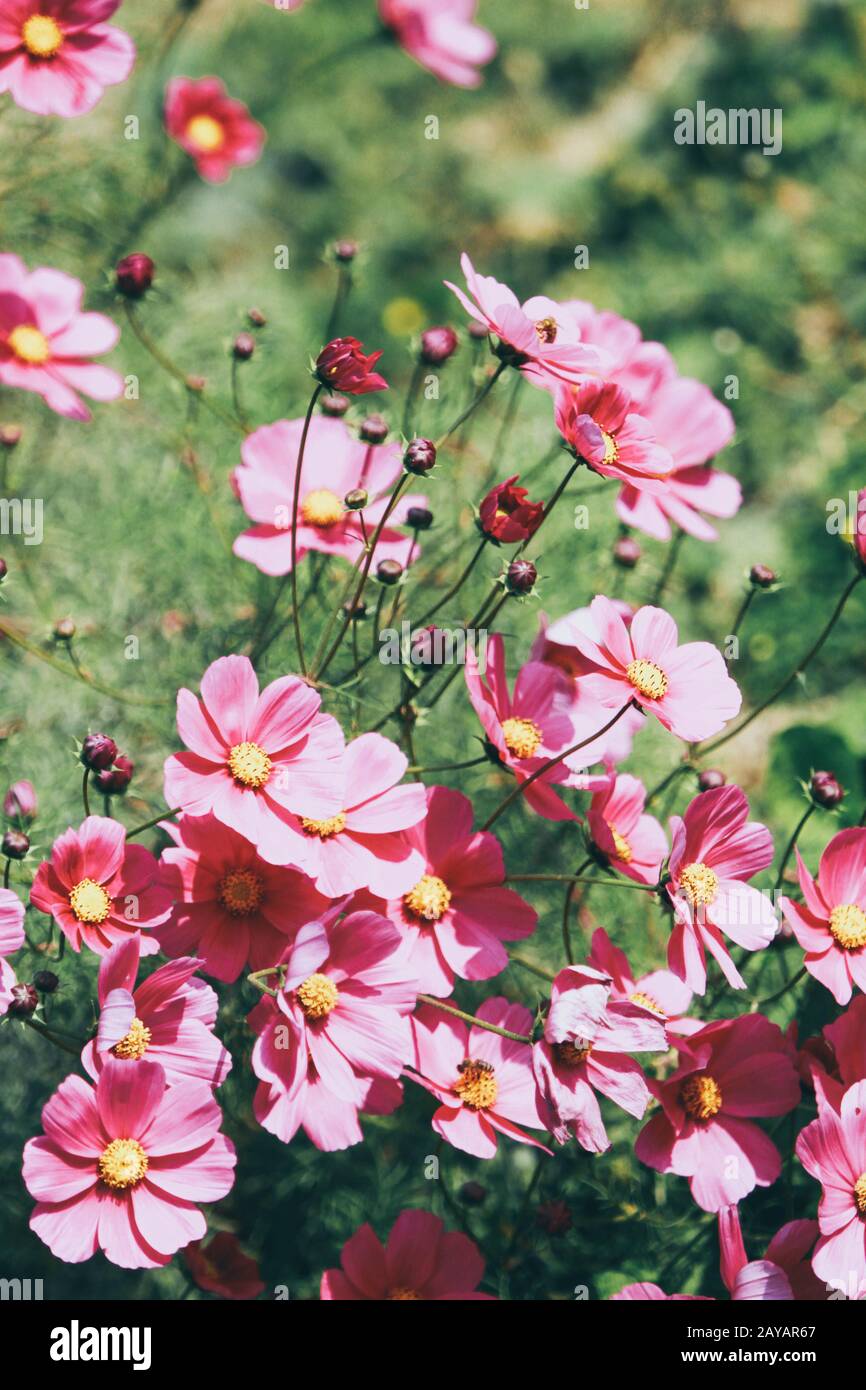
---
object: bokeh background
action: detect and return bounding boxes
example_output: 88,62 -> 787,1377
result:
1,0 -> 865,1300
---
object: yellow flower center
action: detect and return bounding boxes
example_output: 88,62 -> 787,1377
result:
300,812 -> 346,839
855,1174 -> 866,1216
829,903 -> 866,951
7,324 -> 50,364
599,429 -> 619,467
97,1138 -> 148,1191
680,1072 -> 723,1121
227,741 -> 272,789
112,1018 -> 152,1061
555,1040 -> 592,1067
301,488 -> 344,528
403,874 -> 452,923
626,658 -> 668,701
501,716 -> 542,761
534,317 -> 558,344
21,14 -> 63,58
186,114 -> 225,153
453,1058 -> 498,1111
629,990 -> 666,1017
296,972 -> 339,1019
610,826 -> 632,863
218,868 -> 265,916
68,878 -> 112,925
387,1286 -> 422,1300
679,861 -> 719,908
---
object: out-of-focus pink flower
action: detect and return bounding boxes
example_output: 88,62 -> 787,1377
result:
796,1074 -> 866,1296
611,1282 -> 711,1301
0,255 -> 122,420
587,774 -> 667,885
636,1014 -> 800,1211
587,927 -> 697,1040
0,0 -> 135,117
23,1058 -> 236,1268
408,998 -> 550,1159
532,964 -> 667,1153
379,0 -> 496,89
183,1233 -> 265,1300
555,380 -> 673,492
0,887 -> 25,1017
780,828 -> 866,1005
315,337 -> 388,395
321,1208 -> 496,1299
164,77 -> 265,183
666,785 -> 777,995
478,475 -> 543,542
30,816 -> 170,956
3,779 -> 36,823
566,595 -> 741,743
80,934 -> 231,1089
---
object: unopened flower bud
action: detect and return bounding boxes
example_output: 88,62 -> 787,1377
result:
4,780 -> 36,823
320,392 -> 350,417
0,558 -> 7,582
342,600 -> 367,621
613,536 -> 641,569
33,969 -> 60,994
407,506 -> 433,531
0,425 -> 22,449
247,307 -> 267,328
698,769 -> 727,791
403,438 -> 437,475
810,770 -> 845,808
9,982 -> 38,1016
467,320 -> 489,341
359,414 -> 388,444
2,829 -> 29,859
505,558 -> 537,595
80,733 -> 118,772
232,333 -> 256,361
344,489 -> 368,511
376,559 -> 403,586
53,618 -> 76,642
334,240 -> 359,264
749,563 -> 777,588
115,253 -> 155,299
420,326 -> 459,366
186,374 -> 206,393
94,755 -> 134,795
460,1181 -> 487,1206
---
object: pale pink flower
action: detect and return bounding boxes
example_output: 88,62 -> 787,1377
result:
636,1014 -> 800,1211
555,380 -> 673,492
164,77 -> 264,184
0,254 -> 122,420
587,773 -> 667,885
408,998 -> 551,1159
321,1208 -> 496,1299
23,1057 -> 235,1268
379,0 -> 496,89
666,784 -> 777,995
587,927 -> 697,1040
780,828 -> 866,1005
81,934 -> 231,1089
796,1074 -> 866,1296
0,887 -> 25,1016
0,0 -> 134,117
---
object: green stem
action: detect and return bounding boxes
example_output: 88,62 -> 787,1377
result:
417,993 -> 533,1044
407,755 -> 488,774
754,964 -> 807,1010
0,618 -> 170,708
125,807 -> 180,840
82,769 -> 91,819
774,803 -> 816,893
289,383 -> 323,676
24,1017 -> 81,1056
123,302 -> 246,436
413,536 -> 489,627
435,362 -> 507,446
508,872 -> 655,891
651,526 -> 685,604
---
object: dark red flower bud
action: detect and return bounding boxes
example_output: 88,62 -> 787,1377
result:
613,536 -> 641,569
698,769 -> 727,791
94,755 -> 134,795
334,240 -> 359,264
315,337 -> 387,396
232,333 -> 256,361
403,438 -> 437,475
376,559 -> 403,586
320,392 -> 351,417
344,489 -> 368,511
342,600 -> 367,621
359,414 -> 389,444
479,475 -> 544,544
0,425 -> 22,449
810,770 -> 845,808
115,253 -> 155,299
0,558 -> 7,582
749,563 -> 777,588
467,320 -> 489,341
53,618 -> 76,641
33,969 -> 60,994
506,558 -> 537,595
2,829 -> 29,859
407,506 -> 433,531
9,982 -> 38,1016
460,1181 -> 487,1206
247,307 -> 267,327
80,733 -> 118,772
419,326 -> 459,366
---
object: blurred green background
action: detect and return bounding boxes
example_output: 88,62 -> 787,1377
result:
1,0 -> 866,1300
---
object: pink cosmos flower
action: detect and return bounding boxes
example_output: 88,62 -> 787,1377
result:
718,1203 -> 824,1301
587,927 -> 697,1040
23,1057 -> 236,1268
635,1014 -> 801,1211
30,816 -> 170,956
445,255 -> 608,385
0,0 -> 134,117
183,1232 -> 265,1301
665,784 -> 777,995
321,1208 -> 496,1300
157,813 -> 329,983
587,773 -> 667,885
532,964 -> 667,1154
0,887 -> 25,1016
408,998 -> 551,1159
80,934 -> 231,1089
796,1074 -> 866,1297
256,732 -> 427,895
0,254 -> 122,420
804,996 -> 866,1106
555,380 -> 674,492
780,828 -> 866,1006
3,778 -> 37,822
616,377 -> 740,543
611,1283 -> 710,1301
163,655 -> 345,866
379,0 -> 496,89
164,77 -> 265,184
232,416 -> 424,577
567,595 -> 741,743
371,784 -> 536,996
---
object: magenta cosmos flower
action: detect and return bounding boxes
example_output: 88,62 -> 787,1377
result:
321,1208 -> 496,1300
163,655 -> 345,866
0,254 -> 122,420
796,1075 -> 866,1296
379,0 -> 496,89
80,934 -> 231,1089
184,1232 -> 264,1301
445,254 -> 608,385
612,1284 -> 710,1301
315,337 -> 388,395
780,828 -> 866,1005
372,785 -> 536,997
666,785 -> 777,994
636,1014 -> 801,1211
232,416 -> 424,577
164,77 -> 265,184
257,732 -> 427,895
30,815 -> 170,956
408,998 -> 550,1159
532,964 -> 667,1154
23,1057 -> 236,1268
568,595 -> 741,743
0,0 -> 134,117
587,927 -> 697,1040
587,773 -> 667,885
719,1203 -> 824,1301
0,887 -> 25,1016
555,380 -> 674,493
157,813 -> 328,982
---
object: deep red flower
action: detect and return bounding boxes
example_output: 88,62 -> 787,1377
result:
315,338 -> 388,396
478,475 -> 543,543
